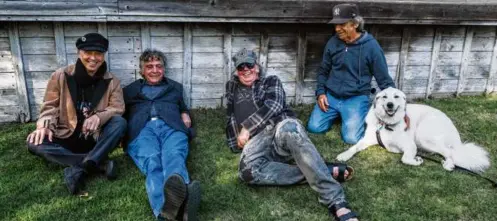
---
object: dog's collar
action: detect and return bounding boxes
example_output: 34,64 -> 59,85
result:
376,114 -> 410,149
377,115 -> 410,132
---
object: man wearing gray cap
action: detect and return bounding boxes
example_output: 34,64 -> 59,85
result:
26,33 -> 126,195
308,4 -> 395,145
225,48 -> 358,221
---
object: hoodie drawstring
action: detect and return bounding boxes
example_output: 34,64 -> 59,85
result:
358,43 -> 362,86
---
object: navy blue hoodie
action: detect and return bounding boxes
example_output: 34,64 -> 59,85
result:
315,31 -> 395,98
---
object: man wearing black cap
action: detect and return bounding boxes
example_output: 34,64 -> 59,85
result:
26,33 -> 126,195
225,48 -> 359,221
307,3 -> 395,146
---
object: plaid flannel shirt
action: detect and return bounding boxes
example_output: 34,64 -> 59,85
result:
225,74 -> 295,153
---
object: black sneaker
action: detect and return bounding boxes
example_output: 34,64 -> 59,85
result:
63,166 -> 85,195
101,160 -> 117,180
161,174 -> 187,220
182,180 -> 201,221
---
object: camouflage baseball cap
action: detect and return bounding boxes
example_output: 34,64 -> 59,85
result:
232,48 -> 257,68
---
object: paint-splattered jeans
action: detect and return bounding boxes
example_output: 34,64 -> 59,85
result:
238,118 -> 346,207
307,93 -> 370,144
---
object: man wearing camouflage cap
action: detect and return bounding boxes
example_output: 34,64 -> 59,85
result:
308,3 -> 395,146
26,33 -> 126,195
225,48 -> 359,221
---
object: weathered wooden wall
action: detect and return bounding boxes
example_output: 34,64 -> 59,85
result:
2,0 -> 497,25
1,21 -> 497,123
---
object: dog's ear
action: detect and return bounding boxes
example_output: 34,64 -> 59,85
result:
374,96 -> 380,108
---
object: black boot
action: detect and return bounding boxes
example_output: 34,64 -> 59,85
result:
99,160 -> 117,180
63,166 -> 85,195
161,174 -> 187,220
181,180 -> 201,221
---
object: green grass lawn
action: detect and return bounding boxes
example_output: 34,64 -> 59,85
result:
1,96 -> 496,221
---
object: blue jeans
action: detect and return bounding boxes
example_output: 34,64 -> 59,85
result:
307,93 -> 370,144
128,119 -> 190,218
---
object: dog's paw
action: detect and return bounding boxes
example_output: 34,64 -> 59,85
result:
336,151 -> 353,161
442,159 -> 455,171
402,156 -> 424,166
414,156 -> 424,165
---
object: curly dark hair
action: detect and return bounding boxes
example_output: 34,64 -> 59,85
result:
139,49 -> 167,75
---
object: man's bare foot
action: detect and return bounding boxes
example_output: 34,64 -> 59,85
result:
327,162 -> 355,182
329,202 -> 358,221
332,167 -> 350,179
336,208 -> 359,221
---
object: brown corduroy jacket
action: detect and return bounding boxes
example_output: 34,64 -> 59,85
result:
36,64 -> 125,139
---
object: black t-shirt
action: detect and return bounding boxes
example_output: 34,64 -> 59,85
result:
233,85 -> 258,130
60,59 -> 106,152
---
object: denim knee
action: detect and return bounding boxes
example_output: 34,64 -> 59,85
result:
342,134 -> 361,145
307,120 -> 326,133
26,141 -> 38,154
280,120 -> 299,133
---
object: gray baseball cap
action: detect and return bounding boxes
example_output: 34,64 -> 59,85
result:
328,3 -> 360,24
232,48 -> 257,68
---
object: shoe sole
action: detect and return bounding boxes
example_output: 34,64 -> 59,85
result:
183,181 -> 201,221
162,174 -> 187,220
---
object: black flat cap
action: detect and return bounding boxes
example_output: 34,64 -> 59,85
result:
75,33 -> 109,53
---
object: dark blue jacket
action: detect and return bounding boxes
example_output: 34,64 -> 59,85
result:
123,78 -> 192,148
316,32 -> 395,98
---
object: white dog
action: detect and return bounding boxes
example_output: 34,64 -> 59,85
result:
336,87 -> 490,173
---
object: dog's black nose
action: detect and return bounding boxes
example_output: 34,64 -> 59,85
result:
387,102 -> 394,109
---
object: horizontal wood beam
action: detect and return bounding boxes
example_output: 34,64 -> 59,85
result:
1,1 -> 497,25
0,2 -> 117,16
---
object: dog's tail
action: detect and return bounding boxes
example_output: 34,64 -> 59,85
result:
452,143 -> 491,174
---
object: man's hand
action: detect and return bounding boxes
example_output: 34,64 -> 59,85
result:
237,127 -> 250,149
26,128 -> 53,145
82,115 -> 101,134
318,94 -> 329,112
181,113 -> 191,128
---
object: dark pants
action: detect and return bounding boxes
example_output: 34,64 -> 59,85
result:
27,116 -> 127,167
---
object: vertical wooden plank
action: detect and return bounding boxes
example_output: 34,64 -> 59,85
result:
222,25 -> 233,107
370,25 -> 379,39
456,26 -> 474,96
183,23 -> 192,108
54,22 -> 67,67
259,31 -> 269,73
426,27 -> 442,98
140,22 -> 151,51
486,27 -> 497,94
139,23 -> 150,82
397,27 -> 410,90
97,23 -> 110,70
8,22 -> 30,122
295,30 -> 307,104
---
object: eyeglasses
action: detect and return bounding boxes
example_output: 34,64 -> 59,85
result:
236,63 -> 255,71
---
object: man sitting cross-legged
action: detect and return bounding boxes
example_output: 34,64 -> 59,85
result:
26,33 -> 126,195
